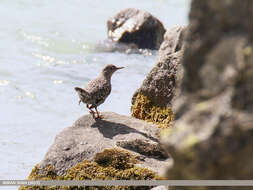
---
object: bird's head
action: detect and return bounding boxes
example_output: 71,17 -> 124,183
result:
101,64 -> 124,78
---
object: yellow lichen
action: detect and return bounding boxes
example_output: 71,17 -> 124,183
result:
19,148 -> 163,190
243,46 -> 252,56
184,135 -> 199,149
131,93 -> 173,128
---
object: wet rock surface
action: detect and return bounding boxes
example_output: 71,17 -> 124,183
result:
107,8 -> 166,50
162,0 -> 253,184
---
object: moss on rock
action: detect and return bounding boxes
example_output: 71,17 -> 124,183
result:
94,148 -> 138,170
19,148 -> 162,190
28,165 -> 59,180
65,160 -> 157,181
131,93 -> 173,128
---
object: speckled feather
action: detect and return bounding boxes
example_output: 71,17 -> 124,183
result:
76,77 -> 111,108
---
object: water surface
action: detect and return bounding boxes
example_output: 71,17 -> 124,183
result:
0,0 -> 189,184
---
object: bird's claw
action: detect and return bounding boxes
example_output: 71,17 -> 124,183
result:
89,110 -> 103,120
87,106 -> 103,120
95,113 -> 103,120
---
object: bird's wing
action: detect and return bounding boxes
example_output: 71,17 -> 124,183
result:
84,78 -> 102,92
85,78 -> 111,106
94,85 -> 111,104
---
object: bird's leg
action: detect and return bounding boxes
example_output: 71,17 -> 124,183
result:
86,104 -> 96,119
78,100 -> 81,105
95,107 -> 103,119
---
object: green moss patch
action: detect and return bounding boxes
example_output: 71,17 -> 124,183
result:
131,93 -> 173,128
19,148 -> 162,190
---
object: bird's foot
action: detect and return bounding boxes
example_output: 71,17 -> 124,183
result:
95,113 -> 103,120
94,107 -> 103,120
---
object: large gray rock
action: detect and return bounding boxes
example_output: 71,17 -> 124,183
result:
181,0 -> 253,99
107,8 -> 166,50
39,112 -> 170,176
132,51 -> 182,108
131,26 -> 186,126
162,0 -> 253,185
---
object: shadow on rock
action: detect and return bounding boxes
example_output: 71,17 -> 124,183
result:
91,119 -> 159,143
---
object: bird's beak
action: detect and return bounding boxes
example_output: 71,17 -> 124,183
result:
116,66 -> 124,70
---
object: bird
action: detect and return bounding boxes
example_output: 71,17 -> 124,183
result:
75,64 -> 124,119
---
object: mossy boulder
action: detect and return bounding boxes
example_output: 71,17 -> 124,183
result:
131,26 -> 186,127
161,0 -> 253,186
19,112 -> 170,190
19,148 -> 163,190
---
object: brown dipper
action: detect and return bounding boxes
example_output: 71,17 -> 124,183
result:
75,64 -> 124,119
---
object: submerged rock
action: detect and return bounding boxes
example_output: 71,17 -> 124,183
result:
162,0 -> 253,185
20,112 -> 170,190
95,39 -> 155,55
107,8 -> 166,50
95,39 -> 140,54
131,26 -> 186,127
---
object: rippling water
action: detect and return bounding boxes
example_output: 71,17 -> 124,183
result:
0,0 -> 189,185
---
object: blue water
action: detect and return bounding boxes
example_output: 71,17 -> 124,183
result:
0,0 -> 189,186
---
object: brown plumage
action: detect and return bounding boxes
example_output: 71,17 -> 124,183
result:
75,64 -> 124,119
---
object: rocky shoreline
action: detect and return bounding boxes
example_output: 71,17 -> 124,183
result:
20,1 -> 253,190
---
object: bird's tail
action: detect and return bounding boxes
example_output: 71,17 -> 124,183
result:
74,87 -> 83,92
74,87 -> 89,97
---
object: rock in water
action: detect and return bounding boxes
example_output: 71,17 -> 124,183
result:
161,0 -> 253,184
131,26 -> 186,127
107,8 -> 166,50
20,112 -> 170,190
